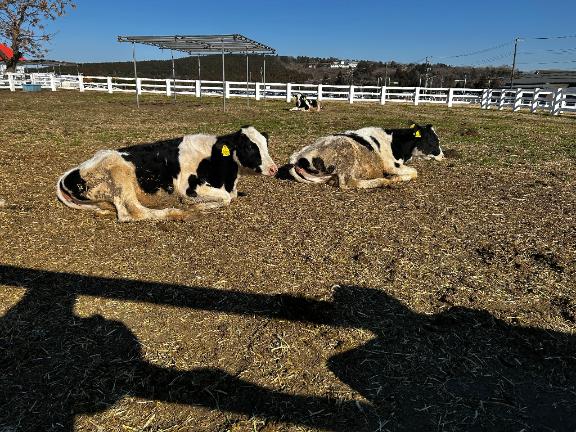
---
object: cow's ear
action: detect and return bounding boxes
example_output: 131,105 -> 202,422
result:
262,132 -> 269,141
409,121 -> 419,129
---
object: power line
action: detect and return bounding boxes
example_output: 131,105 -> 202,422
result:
527,34 -> 576,40
411,35 -> 575,68
436,41 -> 514,60
520,47 -> 576,55
518,60 -> 576,65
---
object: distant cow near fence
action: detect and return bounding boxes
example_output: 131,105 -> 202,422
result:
285,124 -> 443,189
57,126 -> 278,221
290,93 -> 321,112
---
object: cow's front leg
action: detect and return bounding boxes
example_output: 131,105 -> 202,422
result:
183,184 -> 233,210
384,163 -> 418,182
345,177 -> 394,189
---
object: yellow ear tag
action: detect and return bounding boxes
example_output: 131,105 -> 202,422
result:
221,144 -> 231,157
414,130 -> 422,138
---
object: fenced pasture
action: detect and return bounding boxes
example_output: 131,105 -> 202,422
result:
2,72 -> 576,115
0,91 -> 575,431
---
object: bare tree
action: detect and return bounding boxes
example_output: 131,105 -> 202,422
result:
0,0 -> 75,72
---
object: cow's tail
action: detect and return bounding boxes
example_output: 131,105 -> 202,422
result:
56,168 -> 101,211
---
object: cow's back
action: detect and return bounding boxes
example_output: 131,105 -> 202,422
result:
118,138 -> 183,195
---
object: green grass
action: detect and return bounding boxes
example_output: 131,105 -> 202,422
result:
2,90 -> 575,167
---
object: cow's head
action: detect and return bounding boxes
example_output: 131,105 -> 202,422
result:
410,123 -> 444,161
232,126 -> 278,176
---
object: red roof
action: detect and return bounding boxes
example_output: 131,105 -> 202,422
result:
0,44 -> 25,61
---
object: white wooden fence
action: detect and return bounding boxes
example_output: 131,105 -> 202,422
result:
1,72 -> 575,115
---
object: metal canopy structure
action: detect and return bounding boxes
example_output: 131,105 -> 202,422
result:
118,34 -> 276,110
117,34 -> 275,55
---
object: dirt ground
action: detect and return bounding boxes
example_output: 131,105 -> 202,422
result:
0,91 -> 575,432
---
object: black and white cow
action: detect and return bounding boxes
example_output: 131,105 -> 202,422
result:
290,93 -> 321,112
57,126 -> 278,221
286,123 -> 443,189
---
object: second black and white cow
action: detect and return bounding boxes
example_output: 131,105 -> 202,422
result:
290,93 -> 321,112
57,126 -> 278,221
286,123 -> 443,189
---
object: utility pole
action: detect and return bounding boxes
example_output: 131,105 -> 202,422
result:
384,61 -> 388,86
424,56 -> 431,88
510,37 -> 520,89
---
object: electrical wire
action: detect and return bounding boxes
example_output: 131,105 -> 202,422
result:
436,41 -> 514,60
518,60 -> 576,65
527,35 -> 576,40
411,35 -> 576,69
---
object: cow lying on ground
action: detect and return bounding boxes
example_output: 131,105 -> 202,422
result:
290,93 -> 321,112
285,123 -> 443,189
57,126 -> 278,222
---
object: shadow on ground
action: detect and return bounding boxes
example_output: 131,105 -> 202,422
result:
1,264 -> 575,431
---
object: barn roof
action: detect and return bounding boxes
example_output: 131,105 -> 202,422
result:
117,34 -> 275,55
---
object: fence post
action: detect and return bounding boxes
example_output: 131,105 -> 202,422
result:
530,88 -> 540,113
286,83 -> 292,102
166,79 -> 171,97
107,77 -> 113,94
317,84 -> 323,102
50,75 -> 57,91
550,88 -> 563,116
447,88 -> 454,107
480,89 -> 489,109
486,89 -> 494,109
225,81 -> 231,99
195,80 -> 201,97
498,89 -> 506,110
513,88 -> 522,112
380,86 -> 387,105
349,85 -> 354,104
414,87 -> 421,106
8,73 -> 15,91
136,78 -> 142,95
78,75 -> 84,92
255,82 -> 261,101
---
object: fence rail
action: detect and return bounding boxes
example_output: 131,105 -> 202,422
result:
2,72 -> 575,115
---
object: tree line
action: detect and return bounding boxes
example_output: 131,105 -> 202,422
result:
51,55 -> 513,88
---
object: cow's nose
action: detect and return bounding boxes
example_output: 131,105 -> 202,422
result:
267,164 -> 278,176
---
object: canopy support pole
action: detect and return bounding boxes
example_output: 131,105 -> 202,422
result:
171,49 -> 176,102
221,39 -> 226,112
132,42 -> 139,108
263,54 -> 266,103
197,55 -> 201,98
246,53 -> 249,107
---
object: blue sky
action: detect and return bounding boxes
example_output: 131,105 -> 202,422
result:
38,0 -> 576,70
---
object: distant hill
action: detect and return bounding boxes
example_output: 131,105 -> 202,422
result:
54,55 -> 516,88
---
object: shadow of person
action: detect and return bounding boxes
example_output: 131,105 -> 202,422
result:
326,285 -> 576,431
0,266 -> 366,432
0,271 -> 143,431
1,265 -> 575,431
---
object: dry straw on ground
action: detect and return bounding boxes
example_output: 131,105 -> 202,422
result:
0,92 -> 575,431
